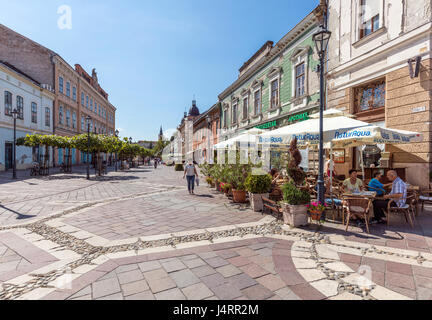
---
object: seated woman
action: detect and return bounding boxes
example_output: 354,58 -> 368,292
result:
368,172 -> 386,196
343,169 -> 364,193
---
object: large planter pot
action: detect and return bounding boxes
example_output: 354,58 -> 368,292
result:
249,193 -> 269,212
281,203 -> 309,227
232,189 -> 247,203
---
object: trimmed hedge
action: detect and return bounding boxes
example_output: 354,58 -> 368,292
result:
175,164 -> 184,171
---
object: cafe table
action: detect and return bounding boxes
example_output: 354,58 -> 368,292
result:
341,191 -> 377,223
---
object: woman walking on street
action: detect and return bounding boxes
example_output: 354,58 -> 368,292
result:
183,160 -> 198,195
154,158 -> 158,169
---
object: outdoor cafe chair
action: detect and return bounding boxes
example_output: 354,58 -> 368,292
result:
326,188 -> 345,223
343,195 -> 372,234
385,195 -> 416,228
419,190 -> 432,213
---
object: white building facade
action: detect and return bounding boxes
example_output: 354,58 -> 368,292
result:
326,0 -> 432,188
0,62 -> 54,171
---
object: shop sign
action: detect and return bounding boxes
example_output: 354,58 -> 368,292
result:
256,120 -> 277,130
255,112 -> 309,130
288,112 -> 309,123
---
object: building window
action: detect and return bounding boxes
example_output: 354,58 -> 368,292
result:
242,97 -> 249,120
59,106 -> 64,124
90,99 -> 93,111
354,79 -> 386,113
295,63 -> 305,97
86,96 -> 89,108
66,110 -> 70,127
270,79 -> 279,109
254,90 -> 261,115
59,77 -> 64,93
16,95 -> 24,119
4,91 -> 12,116
45,108 -> 50,127
223,109 -> 228,128
73,87 -> 77,101
66,82 -> 70,97
81,116 -> 84,130
81,92 -> 84,106
360,0 -> 380,39
232,103 -> 238,124
72,112 -> 76,129
31,102 -> 37,123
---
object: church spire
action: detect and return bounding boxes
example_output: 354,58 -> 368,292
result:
159,126 -> 163,141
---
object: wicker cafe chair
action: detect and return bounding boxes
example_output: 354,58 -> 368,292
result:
327,187 -> 345,223
419,190 -> 432,212
386,195 -> 416,228
343,196 -> 372,234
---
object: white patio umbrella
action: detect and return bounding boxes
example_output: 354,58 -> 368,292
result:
330,125 -> 423,182
309,108 -> 354,119
257,116 -> 371,147
331,125 -> 424,148
214,128 -> 267,149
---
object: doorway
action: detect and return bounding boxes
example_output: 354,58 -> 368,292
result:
5,142 -> 13,170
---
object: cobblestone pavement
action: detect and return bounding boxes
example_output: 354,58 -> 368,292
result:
0,165 -> 432,300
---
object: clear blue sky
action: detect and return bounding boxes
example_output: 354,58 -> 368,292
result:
1,0 -> 318,141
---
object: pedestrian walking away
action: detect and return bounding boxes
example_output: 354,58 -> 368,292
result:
183,160 -> 198,195
154,159 -> 158,169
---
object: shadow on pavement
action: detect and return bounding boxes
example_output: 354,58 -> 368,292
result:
0,204 -> 36,220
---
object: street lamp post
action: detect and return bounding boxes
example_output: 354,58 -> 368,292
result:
312,25 -> 331,207
86,116 -> 91,180
115,130 -> 119,172
11,109 -> 18,180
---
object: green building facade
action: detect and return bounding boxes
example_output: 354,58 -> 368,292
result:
218,9 -> 322,141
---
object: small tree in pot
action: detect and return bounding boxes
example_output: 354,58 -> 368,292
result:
226,154 -> 252,203
280,137 -> 310,227
281,182 -> 311,227
245,170 -> 272,212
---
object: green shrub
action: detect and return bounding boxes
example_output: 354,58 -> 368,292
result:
245,173 -> 272,194
175,164 -> 184,172
282,182 -> 310,205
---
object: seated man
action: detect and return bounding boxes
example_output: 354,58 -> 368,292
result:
343,169 -> 364,193
371,170 -> 407,224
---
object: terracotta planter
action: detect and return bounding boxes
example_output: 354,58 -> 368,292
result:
309,210 -> 324,221
232,189 -> 247,203
249,193 -> 269,212
281,203 -> 309,227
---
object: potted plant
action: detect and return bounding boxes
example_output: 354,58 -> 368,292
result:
220,182 -> 232,195
245,170 -> 272,212
209,165 -> 222,191
175,163 -> 184,172
206,176 -> 215,188
307,201 -> 327,222
226,156 -> 252,203
281,182 -> 311,227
